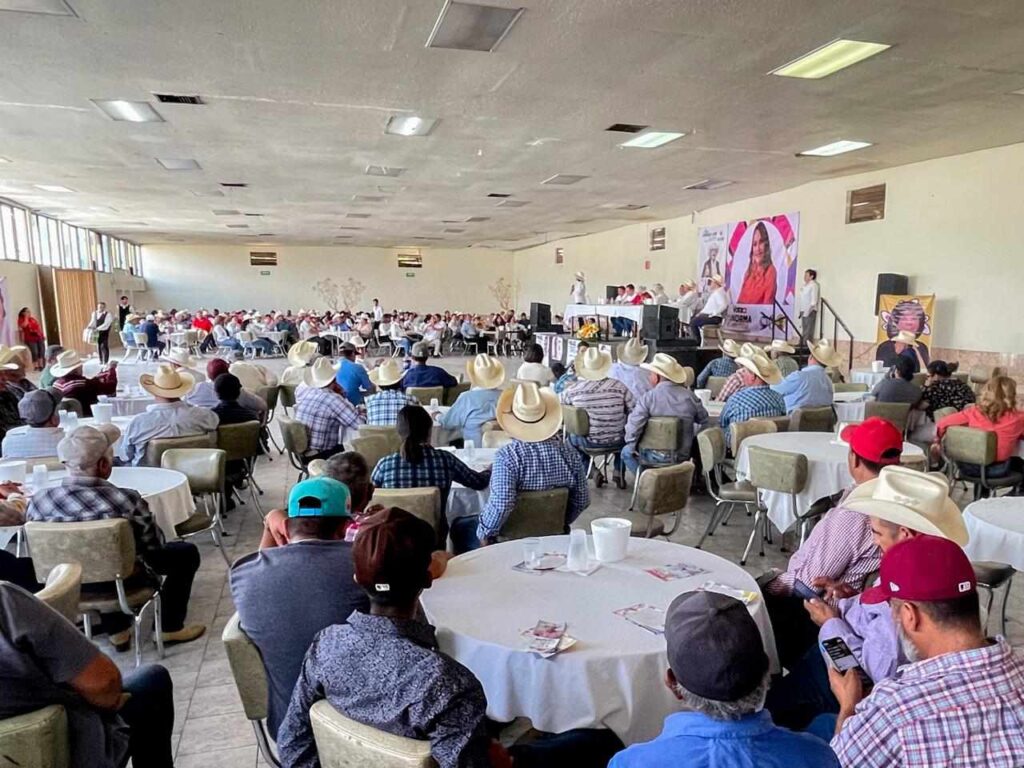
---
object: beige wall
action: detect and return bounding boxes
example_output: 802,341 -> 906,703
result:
0,261 -> 42,345
142,244 -> 514,315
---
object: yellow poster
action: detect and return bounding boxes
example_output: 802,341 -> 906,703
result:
874,294 -> 935,367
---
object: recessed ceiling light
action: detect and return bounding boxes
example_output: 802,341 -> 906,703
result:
606,123 -> 648,134
153,93 -> 204,105
0,156 -> 10,164
365,165 -> 405,178
346,213 -> 372,219
352,194 -> 387,203
466,216 -> 490,222
444,228 -> 465,233
620,131 -> 686,149
771,39 -> 891,79
497,199 -> 530,207
442,218 -> 470,224
415,236 -> 445,241
242,212 -> 263,217
92,99 -> 165,123
226,224 -> 249,229
156,157 -> 201,170
220,182 -> 248,188
798,140 -> 872,157
426,0 -> 524,52
212,209 -> 240,216
487,192 -> 511,198
338,226 -> 363,230
683,179 -> 735,191
0,0 -> 76,16
384,115 -> 439,137
34,184 -> 75,193
541,174 -> 589,186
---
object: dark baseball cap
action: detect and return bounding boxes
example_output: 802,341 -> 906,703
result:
861,534 -> 976,605
840,417 -> 903,465
665,591 -> 768,701
18,389 -> 60,427
353,507 -> 434,604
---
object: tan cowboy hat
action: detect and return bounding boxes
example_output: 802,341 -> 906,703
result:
287,340 -> 318,367
844,466 -> 969,546
739,342 -> 760,359
162,347 -> 197,368
719,338 -> 741,358
735,353 -> 783,385
465,354 -> 505,389
304,357 -> 341,389
575,347 -> 613,381
575,271 -> 585,280
139,364 -> 195,399
765,339 -> 795,355
617,338 -> 648,366
641,353 -> 693,386
892,330 -> 918,347
369,358 -> 406,387
0,346 -> 18,366
496,381 -> 563,442
809,338 -> 844,368
710,273 -> 725,285
50,349 -> 85,378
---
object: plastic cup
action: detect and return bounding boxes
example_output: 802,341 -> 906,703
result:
32,464 -> 48,490
567,528 -> 589,571
430,398 -> 440,408
522,538 -> 541,569
463,439 -> 475,460
93,402 -> 113,424
591,517 -> 632,563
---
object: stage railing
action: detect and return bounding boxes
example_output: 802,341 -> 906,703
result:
769,300 -> 802,344
819,297 -> 855,372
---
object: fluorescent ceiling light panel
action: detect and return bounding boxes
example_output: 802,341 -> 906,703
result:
212,209 -> 240,216
444,228 -> 465,233
365,165 -> 405,177
0,156 -> 10,163
226,224 -> 249,229
92,99 -> 165,123
497,199 -> 529,207
617,204 -> 648,211
683,179 -> 734,191
620,131 -> 685,149
0,0 -> 76,16
798,140 -> 872,157
352,194 -> 386,203
426,1 -> 524,52
34,184 -> 74,192
156,157 -> 201,170
384,115 -> 438,137
541,174 -> 589,185
466,216 -> 490,223
191,189 -> 224,197
771,39 -> 891,79
220,182 -> 247,188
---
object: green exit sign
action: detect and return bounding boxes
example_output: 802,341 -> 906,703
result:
405,272 -> 415,278
260,270 -> 271,276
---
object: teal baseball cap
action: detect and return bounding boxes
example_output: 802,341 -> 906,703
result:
287,477 -> 352,518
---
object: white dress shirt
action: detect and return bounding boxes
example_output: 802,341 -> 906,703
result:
372,305 -> 384,322
1,426 -> 65,459
799,280 -> 820,316
702,287 -> 730,317
571,279 -> 587,304
90,311 -> 113,332
121,401 -> 219,465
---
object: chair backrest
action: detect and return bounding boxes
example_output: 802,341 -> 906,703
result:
56,398 -> 83,417
217,421 -> 262,462
372,487 -> 442,533
900,454 -> 927,472
932,406 -> 958,422
707,376 -> 728,399
942,426 -> 996,466
969,364 -> 1003,385
279,384 -> 298,409
238,330 -> 254,343
696,428 -> 726,479
142,432 -> 217,467
310,700 -> 435,768
863,401 -> 911,434
636,461 -> 695,516
482,430 -> 513,449
748,445 -> 809,494
952,372 -> 970,386
25,519 -> 136,585
133,332 -> 149,346
406,386 -> 444,406
349,435 -> 392,474
25,456 -> 63,471
358,425 -> 402,454
911,372 -> 927,388
561,405 -> 590,438
222,612 -> 270,721
119,331 -> 134,347
761,415 -> 791,433
258,385 -> 279,413
832,382 -> 868,393
0,704 -> 70,768
279,415 -> 310,455
35,563 -> 83,624
161,448 -> 226,495
789,406 -> 835,433
443,382 -> 470,406
638,416 -> 684,453
498,488 -> 570,540
730,419 -> 777,456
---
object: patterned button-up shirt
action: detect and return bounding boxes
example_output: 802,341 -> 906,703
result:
295,386 -> 363,452
719,385 -> 787,443
366,389 -> 420,426
372,444 -> 490,509
921,378 -> 975,418
560,377 -> 635,445
479,437 -> 589,541
715,371 -> 747,403
831,637 -> 1024,767
607,362 -> 653,402
278,612 -> 491,768
696,356 -> 737,388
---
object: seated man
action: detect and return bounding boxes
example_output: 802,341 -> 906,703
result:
230,477 -> 369,741
827,535 -> 1024,767
765,339 -> 799,377
610,590 -> 838,768
718,353 -> 786,446
278,507 -> 508,768
211,373 -> 260,425
715,342 -> 761,402
296,357 -> 363,460
607,338 -> 653,401
334,342 -> 376,406
1,388 -> 64,458
185,357 -> 267,421
772,339 -> 839,413
439,354 -> 504,447
870,354 -> 922,405
27,425 -> 205,650
695,338 -> 739,389
404,341 -> 458,389
50,350 -> 118,416
121,364 -> 219,465
141,314 -> 166,355
0,582 -> 176,768
366,359 -> 420,426
621,353 -> 707,478
689,274 -> 729,342
39,343 -> 64,388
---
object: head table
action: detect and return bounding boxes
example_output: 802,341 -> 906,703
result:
420,534 -> 778,745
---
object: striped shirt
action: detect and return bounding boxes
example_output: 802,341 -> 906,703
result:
560,378 -> 635,445
365,390 -> 420,426
719,385 -> 786,442
695,356 -> 737,388
715,371 -> 747,402
1,426 -> 65,459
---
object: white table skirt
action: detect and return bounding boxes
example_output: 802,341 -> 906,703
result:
108,395 -> 156,417
439,448 -> 497,522
563,304 -> 645,323
420,535 -> 778,745
735,432 -> 924,533
850,369 -> 887,387
963,498 -> 1024,571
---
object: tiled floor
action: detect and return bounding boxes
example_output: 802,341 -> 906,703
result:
62,353 -> 1022,766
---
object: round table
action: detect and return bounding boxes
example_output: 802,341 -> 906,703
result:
107,394 -> 156,417
420,535 -> 778,745
77,415 -> 136,454
850,368 -> 887,388
833,391 -> 869,423
735,432 -> 924,533
439,447 -> 497,523
963,498 -> 1024,571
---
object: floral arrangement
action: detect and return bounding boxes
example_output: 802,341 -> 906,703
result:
577,322 -> 600,340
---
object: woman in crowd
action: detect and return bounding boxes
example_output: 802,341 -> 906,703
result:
16,307 -> 44,371
515,343 -> 555,387
918,360 -> 974,418
934,375 -> 1024,476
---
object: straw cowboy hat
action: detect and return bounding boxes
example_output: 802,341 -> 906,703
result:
844,466 -> 969,546
710,274 -> 725,286
641,353 -> 693,386
496,381 -> 563,443
575,271 -> 585,280
617,338 -> 648,366
0,346 -> 19,369
735,353 -> 783,385
809,338 -> 844,368
139,364 -> 195,399
162,347 -> 197,368
287,340 -> 318,367
739,342 -> 760,359
369,358 -> 406,387
892,330 -> 919,347
575,347 -> 613,381
719,338 -> 741,358
49,349 -> 85,378
465,354 -> 506,389
765,339 -> 795,355
681,280 -> 696,290
304,357 -> 341,389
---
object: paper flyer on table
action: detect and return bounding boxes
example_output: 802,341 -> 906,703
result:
614,603 -> 666,635
644,562 -> 710,582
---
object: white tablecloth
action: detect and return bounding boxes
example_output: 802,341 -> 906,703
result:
735,432 -> 924,532
833,391 -> 869,423
420,535 -> 778,745
963,498 -> 1024,571
850,369 -> 887,388
563,304 -> 645,323
441,447 -> 497,522
108,394 -> 156,417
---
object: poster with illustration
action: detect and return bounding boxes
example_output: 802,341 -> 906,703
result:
874,294 -> 935,368
0,278 -> 11,347
697,224 -> 727,297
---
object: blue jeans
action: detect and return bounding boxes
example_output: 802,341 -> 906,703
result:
620,447 -> 674,476
690,313 -> 722,341
451,515 -> 482,554
121,664 -> 175,768
394,338 -> 412,356
248,338 -> 274,355
611,318 -> 634,336
764,641 -> 838,731
569,435 -> 623,476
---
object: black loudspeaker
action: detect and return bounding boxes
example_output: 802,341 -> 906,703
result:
875,273 -> 909,313
530,302 -> 551,328
640,305 -> 661,338
605,285 -> 619,301
658,305 -> 678,339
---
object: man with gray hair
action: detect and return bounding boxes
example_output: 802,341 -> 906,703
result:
609,590 -> 838,767
26,425 -> 205,652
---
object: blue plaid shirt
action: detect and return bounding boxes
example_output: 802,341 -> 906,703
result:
372,445 -> 490,509
365,390 -> 420,426
719,385 -> 786,442
696,356 -> 738,388
479,437 -> 589,541
295,387 -> 363,452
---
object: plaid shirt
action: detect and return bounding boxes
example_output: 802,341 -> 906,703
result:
832,637 -> 1024,767
695,356 -> 737,388
479,437 -> 589,541
372,445 -> 489,509
715,371 -> 747,402
366,390 -> 420,426
560,377 -> 635,445
719,385 -> 786,442
295,387 -> 363,452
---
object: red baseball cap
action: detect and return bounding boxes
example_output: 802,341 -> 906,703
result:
861,535 -> 976,605
841,417 -> 903,465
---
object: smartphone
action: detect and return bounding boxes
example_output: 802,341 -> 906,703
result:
821,637 -> 860,673
793,579 -> 822,601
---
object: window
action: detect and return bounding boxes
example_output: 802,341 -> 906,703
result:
0,205 -> 15,260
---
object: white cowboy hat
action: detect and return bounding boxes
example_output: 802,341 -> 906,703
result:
641,353 -> 693,386
892,330 -> 918,347
765,339 -> 795,355
719,338 -> 741,358
809,338 -> 844,368
681,280 -> 696,289
496,381 -> 563,443
617,338 -> 648,366
287,340 -> 318,367
575,271 -> 585,280
710,274 -> 725,285
50,349 -> 85,378
162,347 -> 197,368
575,347 -> 613,381
735,353 -> 783,385
844,466 -> 969,546
0,346 -> 17,366
465,354 -> 505,389
304,357 -> 341,389
139,364 -> 195,399
739,342 -> 760,359
369,358 -> 406,387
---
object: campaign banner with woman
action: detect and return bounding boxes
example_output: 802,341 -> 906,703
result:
874,294 -> 935,368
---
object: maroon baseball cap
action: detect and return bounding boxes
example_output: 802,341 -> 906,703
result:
861,535 -> 976,605
841,417 -> 903,465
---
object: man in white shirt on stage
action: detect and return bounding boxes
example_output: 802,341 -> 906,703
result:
798,269 -> 820,343
674,281 -> 702,324
689,275 -> 729,342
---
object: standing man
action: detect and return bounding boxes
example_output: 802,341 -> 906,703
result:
570,271 -> 587,304
799,269 -> 820,343
371,298 -> 384,326
117,295 -> 133,330
690,275 -> 729,342
87,301 -> 114,364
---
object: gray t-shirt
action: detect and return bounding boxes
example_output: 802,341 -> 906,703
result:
871,378 -> 922,405
0,582 -> 128,768
229,539 -> 369,739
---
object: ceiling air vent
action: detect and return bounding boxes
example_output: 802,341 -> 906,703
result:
606,123 -> 648,133
426,1 -> 524,52
846,183 -> 886,224
220,182 -> 248,188
153,93 -> 204,105
250,252 -> 277,266
683,179 -> 734,191
542,174 -> 589,186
